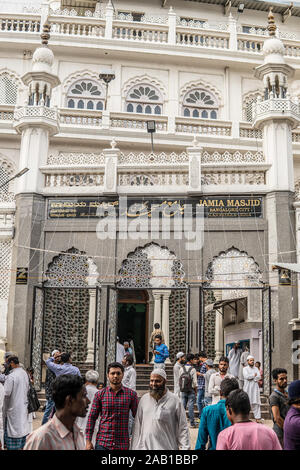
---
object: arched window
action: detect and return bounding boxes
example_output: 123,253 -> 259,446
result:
125,83 -> 163,114
0,73 -> 18,105
182,88 -> 219,119
66,79 -> 104,110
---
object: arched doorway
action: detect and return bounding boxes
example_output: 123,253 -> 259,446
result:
116,243 -> 187,363
118,290 -> 149,364
43,247 -> 99,364
204,246 -> 264,364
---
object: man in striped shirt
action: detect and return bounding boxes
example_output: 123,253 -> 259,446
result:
24,375 -> 90,450
86,362 -> 138,450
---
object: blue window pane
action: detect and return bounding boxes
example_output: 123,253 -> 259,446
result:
201,110 -> 208,118
154,105 -> 161,115
192,109 -> 199,118
87,100 -> 94,109
184,108 -> 190,117
78,100 -> 84,109
137,104 -> 143,113
145,105 -> 152,114
210,110 -> 217,119
68,99 -> 75,108
127,103 -> 134,112
97,101 -> 103,110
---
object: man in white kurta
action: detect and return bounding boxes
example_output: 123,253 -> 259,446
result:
131,369 -> 190,450
208,357 -> 234,404
76,370 -> 99,445
238,347 -> 250,388
3,356 -> 30,449
228,342 -> 242,378
243,355 -> 261,421
173,352 -> 186,398
116,338 -> 125,363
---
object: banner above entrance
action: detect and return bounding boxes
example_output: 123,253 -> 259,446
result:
47,196 -> 263,219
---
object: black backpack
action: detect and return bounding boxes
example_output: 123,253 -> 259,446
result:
27,380 -> 41,413
179,365 -> 193,393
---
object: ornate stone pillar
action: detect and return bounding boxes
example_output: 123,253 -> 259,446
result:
214,310 -> 224,363
86,289 -> 97,363
152,290 -> 162,326
162,290 -> 171,363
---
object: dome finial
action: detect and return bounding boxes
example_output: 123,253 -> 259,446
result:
268,7 -> 276,37
41,21 -> 51,47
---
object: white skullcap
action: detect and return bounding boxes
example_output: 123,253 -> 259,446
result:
151,369 -> 167,381
176,352 -> 185,359
247,355 -> 254,360
51,349 -> 59,356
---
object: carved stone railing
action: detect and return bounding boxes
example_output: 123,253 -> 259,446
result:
201,150 -> 264,164
14,105 -> 58,121
117,170 -> 189,188
176,27 -> 229,49
237,33 -> 264,53
239,123 -> 263,139
201,167 -> 267,186
0,13 -> 40,33
0,105 -> 14,121
49,15 -> 105,37
118,151 -> 189,165
44,171 -> 105,189
175,117 -> 232,136
110,112 -> 168,132
59,108 -> 102,126
112,20 -> 168,43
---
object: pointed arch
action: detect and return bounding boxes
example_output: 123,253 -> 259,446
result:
117,242 -> 186,288
123,75 -> 166,115
180,79 -> 222,119
0,68 -> 22,105
122,74 -> 167,101
242,89 -> 264,122
62,70 -> 105,109
44,247 -> 99,287
205,246 -> 263,299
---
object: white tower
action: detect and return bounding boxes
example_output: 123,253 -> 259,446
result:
13,22 -> 60,194
253,8 -> 300,192
7,23 -> 60,363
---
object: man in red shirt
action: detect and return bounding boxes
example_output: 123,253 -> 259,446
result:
86,362 -> 138,450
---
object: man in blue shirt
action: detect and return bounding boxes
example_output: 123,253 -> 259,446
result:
195,377 -> 239,450
153,335 -> 169,370
46,352 -> 81,377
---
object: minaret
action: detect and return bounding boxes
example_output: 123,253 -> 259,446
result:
7,23 -> 60,365
253,9 -> 300,384
13,21 -> 60,193
253,8 -> 300,192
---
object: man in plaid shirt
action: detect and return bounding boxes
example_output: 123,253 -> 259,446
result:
85,362 -> 138,450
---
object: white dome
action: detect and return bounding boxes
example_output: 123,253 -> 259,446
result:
32,46 -> 54,73
263,37 -> 285,65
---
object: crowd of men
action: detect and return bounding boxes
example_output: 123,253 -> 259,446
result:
0,333 -> 300,451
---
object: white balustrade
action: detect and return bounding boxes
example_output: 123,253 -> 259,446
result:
112,21 -> 168,43
118,171 -> 189,187
0,15 -> 40,33
44,172 -> 105,188
239,125 -> 263,139
201,169 -> 266,185
237,34 -> 264,53
176,27 -> 229,48
49,16 -> 105,37
175,117 -> 231,136
60,109 -> 102,126
110,113 -> 168,132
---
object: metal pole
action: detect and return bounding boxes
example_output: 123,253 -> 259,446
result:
150,132 -> 154,153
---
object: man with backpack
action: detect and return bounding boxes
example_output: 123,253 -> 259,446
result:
178,353 -> 198,428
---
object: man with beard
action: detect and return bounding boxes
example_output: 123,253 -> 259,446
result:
131,369 -> 190,450
208,357 -> 234,405
243,355 -> 261,422
269,368 -> 289,446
